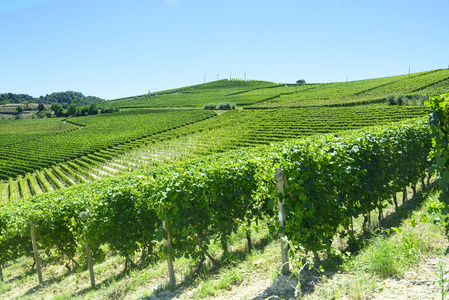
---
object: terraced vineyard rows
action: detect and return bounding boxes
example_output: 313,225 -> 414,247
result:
0,118 -> 80,147
92,70 -> 449,111
0,110 -> 215,180
410,77 -> 449,96
250,69 -> 449,108
1,105 -> 429,203
97,79 -> 280,109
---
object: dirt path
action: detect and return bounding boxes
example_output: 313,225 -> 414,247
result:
370,256 -> 448,300
147,256 -> 448,300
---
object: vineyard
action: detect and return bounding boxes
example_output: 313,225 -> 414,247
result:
250,69 -> 449,108
97,79 -> 280,109
95,69 -> 449,109
0,69 -> 449,298
0,118 -> 432,292
0,110 -> 215,180
0,105 -> 429,203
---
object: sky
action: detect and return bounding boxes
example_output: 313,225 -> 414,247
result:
0,0 -> 448,100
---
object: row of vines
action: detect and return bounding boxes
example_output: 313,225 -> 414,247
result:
0,118 -> 432,285
427,94 -> 449,233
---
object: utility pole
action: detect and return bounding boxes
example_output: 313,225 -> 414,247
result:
244,72 -> 246,81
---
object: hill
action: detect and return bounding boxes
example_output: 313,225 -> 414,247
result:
97,69 -> 449,109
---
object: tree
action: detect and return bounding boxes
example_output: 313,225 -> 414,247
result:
88,103 -> 98,115
66,103 -> 78,117
16,105 -> 24,114
296,79 -> 306,84
37,103 -> 45,112
79,107 -> 89,116
50,103 -> 62,116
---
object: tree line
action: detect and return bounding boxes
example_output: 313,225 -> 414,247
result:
0,91 -> 105,107
46,103 -> 118,118
13,102 -> 118,119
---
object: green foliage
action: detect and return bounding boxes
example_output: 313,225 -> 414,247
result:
427,93 -> 449,232
66,103 -> 78,117
217,102 -> 236,110
0,93 -> 34,105
37,103 -> 45,112
50,102 -> 63,117
87,103 -> 98,115
100,107 -> 119,114
40,91 -> 105,107
204,102 -> 236,110
203,103 -> 217,110
436,261 -> 449,300
387,93 -> 428,106
15,105 -> 24,114
278,118 -> 431,252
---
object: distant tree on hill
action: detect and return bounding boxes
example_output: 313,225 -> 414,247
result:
0,93 -> 34,105
0,91 -> 105,106
37,103 -> 45,112
66,103 -> 78,117
100,107 -> 119,114
16,105 -> 24,114
43,91 -> 105,107
296,79 -> 306,84
217,102 -> 236,110
87,103 -> 99,115
51,103 -> 63,117
203,103 -> 217,110
79,106 -> 89,116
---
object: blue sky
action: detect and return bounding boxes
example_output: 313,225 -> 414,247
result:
1,0 -> 448,100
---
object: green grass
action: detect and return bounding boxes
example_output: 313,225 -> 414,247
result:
352,235 -> 404,277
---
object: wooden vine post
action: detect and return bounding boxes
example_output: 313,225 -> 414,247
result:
275,168 -> 289,274
80,212 -> 95,289
29,221 -> 43,285
0,264 -> 3,282
163,220 -> 176,286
